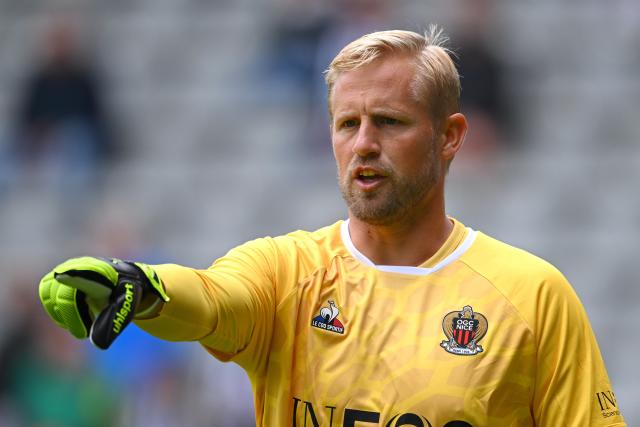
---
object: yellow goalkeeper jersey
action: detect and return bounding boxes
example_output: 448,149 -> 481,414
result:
138,219 -> 625,427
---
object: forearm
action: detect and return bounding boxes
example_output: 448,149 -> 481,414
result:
134,264 -> 218,342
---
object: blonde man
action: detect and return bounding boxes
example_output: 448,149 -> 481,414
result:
39,28 -> 625,427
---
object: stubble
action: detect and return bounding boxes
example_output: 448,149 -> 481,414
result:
339,140 -> 440,226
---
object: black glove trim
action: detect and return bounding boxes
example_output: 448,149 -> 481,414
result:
55,270 -> 114,291
74,289 -> 93,335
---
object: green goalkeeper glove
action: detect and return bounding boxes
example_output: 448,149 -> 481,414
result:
38,256 -> 169,350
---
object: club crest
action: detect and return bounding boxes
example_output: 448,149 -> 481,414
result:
440,305 -> 488,356
311,300 -> 344,334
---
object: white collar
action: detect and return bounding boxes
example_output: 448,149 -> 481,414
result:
340,219 -> 477,276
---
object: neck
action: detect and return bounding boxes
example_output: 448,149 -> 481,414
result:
347,192 -> 453,266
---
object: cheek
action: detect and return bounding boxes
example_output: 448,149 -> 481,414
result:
331,135 -> 339,158
393,140 -> 436,175
332,135 -> 350,168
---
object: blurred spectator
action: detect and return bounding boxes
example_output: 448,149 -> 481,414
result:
261,1 -> 333,103
0,18 -> 113,212
448,0 -> 512,168
84,211 -> 195,427
88,325 -> 193,427
261,0 -> 393,155
0,280 -> 116,427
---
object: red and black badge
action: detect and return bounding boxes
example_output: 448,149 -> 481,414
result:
440,305 -> 488,356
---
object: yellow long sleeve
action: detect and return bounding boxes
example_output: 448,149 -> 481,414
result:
134,264 -> 219,342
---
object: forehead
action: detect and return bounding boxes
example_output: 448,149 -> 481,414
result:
330,55 -> 421,113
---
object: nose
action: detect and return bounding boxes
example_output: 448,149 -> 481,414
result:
353,119 -> 380,158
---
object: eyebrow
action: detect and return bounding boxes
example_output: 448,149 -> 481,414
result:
370,107 -> 409,117
333,106 -> 409,119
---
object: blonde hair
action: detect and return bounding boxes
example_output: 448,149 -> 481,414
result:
325,26 -> 460,127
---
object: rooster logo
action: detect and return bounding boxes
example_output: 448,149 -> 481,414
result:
311,300 -> 345,334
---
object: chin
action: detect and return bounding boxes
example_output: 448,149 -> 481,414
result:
350,203 -> 405,226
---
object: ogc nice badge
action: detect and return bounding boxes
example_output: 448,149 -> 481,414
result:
440,305 -> 488,356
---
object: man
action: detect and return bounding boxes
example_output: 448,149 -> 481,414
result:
39,28 -> 625,426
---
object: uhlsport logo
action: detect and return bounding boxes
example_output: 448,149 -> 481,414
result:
311,300 -> 344,334
440,305 -> 488,356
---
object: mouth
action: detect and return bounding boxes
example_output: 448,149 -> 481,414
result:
352,167 -> 388,191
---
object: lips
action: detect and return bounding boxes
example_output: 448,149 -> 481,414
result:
352,167 -> 388,191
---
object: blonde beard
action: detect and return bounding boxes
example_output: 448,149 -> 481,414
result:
339,153 -> 440,226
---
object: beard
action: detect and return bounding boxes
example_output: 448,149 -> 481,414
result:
338,144 -> 440,226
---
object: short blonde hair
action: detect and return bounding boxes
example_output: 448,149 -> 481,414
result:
325,26 -> 460,127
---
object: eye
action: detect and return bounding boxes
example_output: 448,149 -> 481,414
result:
377,116 -> 399,126
340,119 -> 359,129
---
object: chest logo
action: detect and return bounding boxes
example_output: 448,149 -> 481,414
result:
311,300 -> 345,334
440,305 -> 488,356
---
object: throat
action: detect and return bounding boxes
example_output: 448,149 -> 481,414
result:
348,215 -> 456,267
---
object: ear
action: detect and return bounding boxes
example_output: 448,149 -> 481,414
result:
440,113 -> 468,161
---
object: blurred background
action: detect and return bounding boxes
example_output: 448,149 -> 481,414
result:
0,0 -> 638,425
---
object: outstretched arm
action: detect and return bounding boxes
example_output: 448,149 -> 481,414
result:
39,237 -> 279,361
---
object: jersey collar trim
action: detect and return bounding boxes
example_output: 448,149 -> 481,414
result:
340,219 -> 477,276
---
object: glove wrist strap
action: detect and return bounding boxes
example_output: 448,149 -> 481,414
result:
134,295 -> 164,319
